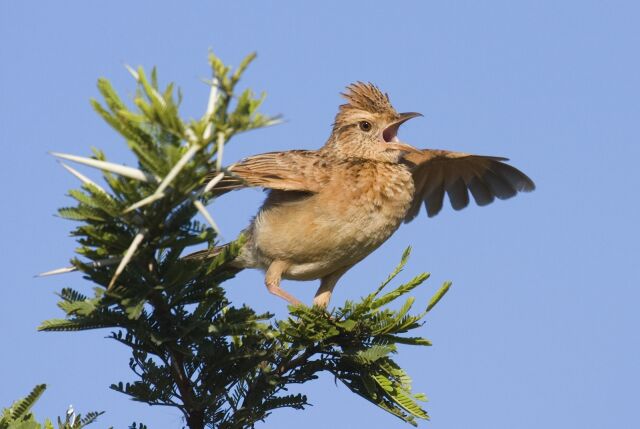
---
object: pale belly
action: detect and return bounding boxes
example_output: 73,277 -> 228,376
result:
241,166 -> 414,280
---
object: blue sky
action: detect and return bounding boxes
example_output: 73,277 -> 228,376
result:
1,1 -> 639,428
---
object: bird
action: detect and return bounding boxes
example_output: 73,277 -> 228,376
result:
191,82 -> 535,308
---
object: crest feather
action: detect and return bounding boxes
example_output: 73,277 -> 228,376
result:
340,82 -> 396,115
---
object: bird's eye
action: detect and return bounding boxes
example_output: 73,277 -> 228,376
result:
359,121 -> 372,132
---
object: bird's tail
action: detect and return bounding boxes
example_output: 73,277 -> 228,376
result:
183,233 -> 250,274
183,242 -> 237,263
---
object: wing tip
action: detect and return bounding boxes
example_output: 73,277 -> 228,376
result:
519,178 -> 536,192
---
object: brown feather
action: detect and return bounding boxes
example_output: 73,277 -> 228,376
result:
468,176 -> 495,206
204,150 -> 331,194
446,177 -> 470,211
340,82 -> 395,115
403,149 -> 535,221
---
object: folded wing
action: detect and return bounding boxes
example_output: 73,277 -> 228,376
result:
205,150 -> 330,194
402,149 -> 535,221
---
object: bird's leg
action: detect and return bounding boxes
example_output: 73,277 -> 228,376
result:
265,260 -> 303,306
313,267 -> 350,309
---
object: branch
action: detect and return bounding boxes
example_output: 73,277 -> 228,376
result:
147,291 -> 204,429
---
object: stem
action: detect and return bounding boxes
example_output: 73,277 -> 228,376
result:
238,344 -> 321,426
277,346 -> 319,374
147,291 -> 205,429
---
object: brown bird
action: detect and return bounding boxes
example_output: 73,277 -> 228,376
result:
196,82 -> 534,308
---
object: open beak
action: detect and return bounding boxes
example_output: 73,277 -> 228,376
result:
382,112 -> 422,153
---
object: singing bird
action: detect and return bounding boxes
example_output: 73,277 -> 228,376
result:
195,83 -> 534,308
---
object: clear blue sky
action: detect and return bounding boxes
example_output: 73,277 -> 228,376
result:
1,1 -> 639,428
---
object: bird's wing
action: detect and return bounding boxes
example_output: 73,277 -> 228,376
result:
205,150 -> 330,194
402,149 -> 535,221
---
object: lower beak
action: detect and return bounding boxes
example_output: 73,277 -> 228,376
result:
382,112 -> 423,152
386,141 -> 420,154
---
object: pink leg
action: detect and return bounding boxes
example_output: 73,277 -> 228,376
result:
265,260 -> 303,306
313,267 -> 350,308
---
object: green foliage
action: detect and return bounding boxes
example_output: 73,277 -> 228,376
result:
41,52 -> 450,428
0,385 -> 103,429
275,263 -> 451,426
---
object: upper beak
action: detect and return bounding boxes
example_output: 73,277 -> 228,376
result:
382,112 -> 422,153
397,112 -> 423,124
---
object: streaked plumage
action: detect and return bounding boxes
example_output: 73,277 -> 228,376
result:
196,82 -> 534,308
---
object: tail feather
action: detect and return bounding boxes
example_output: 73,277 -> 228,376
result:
183,243 -> 245,277
183,243 -> 232,261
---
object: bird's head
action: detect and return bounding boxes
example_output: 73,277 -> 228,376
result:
324,82 -> 422,162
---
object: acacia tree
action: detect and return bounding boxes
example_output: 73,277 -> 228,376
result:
21,53 -> 451,429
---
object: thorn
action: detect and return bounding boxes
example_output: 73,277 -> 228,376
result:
192,199 -> 221,237
203,172 -> 225,194
155,144 -> 201,195
123,192 -> 165,213
207,78 -> 219,115
36,266 -> 77,277
50,152 -> 157,183
124,64 -> 139,81
150,87 -> 167,108
202,78 -> 219,141
67,404 -> 76,425
59,162 -> 107,194
108,231 -> 146,290
202,125 -> 213,142
123,144 -> 202,213
265,118 -> 284,127
36,257 -> 121,277
215,132 -> 225,172
185,128 -> 198,144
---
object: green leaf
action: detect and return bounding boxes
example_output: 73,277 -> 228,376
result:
357,344 -> 396,363
37,318 -> 116,332
427,281 -> 452,312
379,335 -> 432,346
9,384 -> 46,420
370,273 -> 429,310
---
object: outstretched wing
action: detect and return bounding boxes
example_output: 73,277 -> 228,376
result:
205,150 -> 330,194
402,149 -> 535,221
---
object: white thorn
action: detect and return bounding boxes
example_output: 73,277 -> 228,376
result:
36,257 -> 121,277
202,79 -> 219,141
123,192 -> 165,213
150,87 -> 167,108
185,128 -> 198,144
67,404 -> 75,425
207,78 -> 219,115
124,143 -> 201,212
202,124 -> 213,142
215,132 -> 225,172
36,266 -> 77,277
203,172 -> 225,194
265,118 -> 284,127
124,64 -> 139,81
59,162 -> 107,194
156,144 -> 201,195
192,199 -> 221,237
125,64 -> 165,107
108,231 -> 146,290
50,152 -> 157,183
